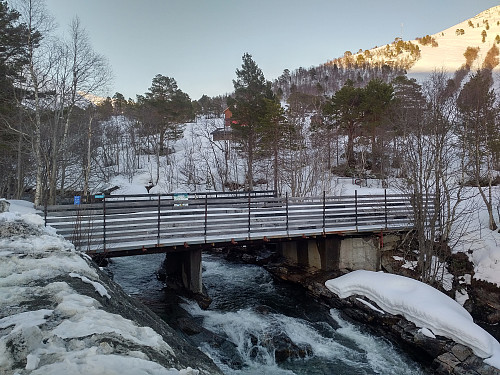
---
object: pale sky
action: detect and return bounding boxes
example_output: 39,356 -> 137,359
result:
43,0 -> 500,101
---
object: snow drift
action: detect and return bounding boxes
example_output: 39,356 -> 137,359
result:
325,270 -> 500,369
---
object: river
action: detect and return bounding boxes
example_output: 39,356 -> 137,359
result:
108,252 -> 428,374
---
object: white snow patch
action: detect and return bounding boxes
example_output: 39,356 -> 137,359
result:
69,272 -> 111,299
0,309 -> 53,332
418,327 -> 436,339
355,298 -> 385,314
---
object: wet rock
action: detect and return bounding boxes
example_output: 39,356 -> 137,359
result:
177,318 -> 203,336
413,329 -> 448,358
190,330 -> 244,370
241,253 -> 256,263
469,279 -> 500,329
434,352 -> 461,373
260,332 -> 313,363
451,343 -> 474,362
254,305 -> 277,315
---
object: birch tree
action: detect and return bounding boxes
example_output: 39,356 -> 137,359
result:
15,0 -> 54,206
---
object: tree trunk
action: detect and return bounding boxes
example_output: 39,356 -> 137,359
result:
83,111 -> 94,198
15,133 -> 24,199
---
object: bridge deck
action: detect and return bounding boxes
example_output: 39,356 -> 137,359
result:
41,191 -> 428,257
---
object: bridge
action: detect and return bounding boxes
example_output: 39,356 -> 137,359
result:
41,190 -> 426,294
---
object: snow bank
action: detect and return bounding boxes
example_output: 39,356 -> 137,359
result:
325,270 -> 500,369
0,210 -> 215,374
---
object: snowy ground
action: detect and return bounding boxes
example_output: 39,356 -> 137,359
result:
452,190 -> 500,287
0,202 -> 219,375
325,270 -> 500,371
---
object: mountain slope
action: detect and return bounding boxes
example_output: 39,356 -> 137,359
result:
410,5 -> 500,73
327,5 -> 500,75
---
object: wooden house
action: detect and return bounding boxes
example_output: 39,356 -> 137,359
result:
212,107 -> 233,141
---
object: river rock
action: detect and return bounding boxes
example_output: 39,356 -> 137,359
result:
434,352 -> 461,373
469,279 -> 500,328
258,332 -> 313,363
0,199 -> 10,213
177,317 -> 203,336
451,343 -> 474,362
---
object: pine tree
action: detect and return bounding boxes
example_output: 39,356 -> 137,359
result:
259,97 -> 287,191
323,79 -> 363,168
227,53 -> 275,190
144,74 -> 193,154
112,92 -> 127,114
136,75 -> 193,184
0,1 -> 39,198
361,79 -> 394,174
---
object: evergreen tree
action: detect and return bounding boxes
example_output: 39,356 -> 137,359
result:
361,79 -> 394,174
323,79 -> 363,168
227,53 -> 274,190
112,92 -> 127,114
0,0 -> 39,197
259,97 -> 287,191
143,74 -> 193,154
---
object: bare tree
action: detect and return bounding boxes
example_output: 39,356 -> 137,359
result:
395,72 -> 468,285
57,17 -> 112,200
457,70 -> 499,230
14,0 -> 55,206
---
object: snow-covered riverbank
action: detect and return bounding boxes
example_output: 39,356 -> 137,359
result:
0,206 -> 222,375
325,270 -> 500,370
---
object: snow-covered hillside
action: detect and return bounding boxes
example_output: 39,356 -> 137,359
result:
409,5 -> 500,73
332,5 -> 500,76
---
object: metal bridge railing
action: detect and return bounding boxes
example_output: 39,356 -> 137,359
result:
40,190 -> 432,255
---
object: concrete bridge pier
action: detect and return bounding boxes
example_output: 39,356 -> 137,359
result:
279,234 -> 394,272
162,249 -> 203,294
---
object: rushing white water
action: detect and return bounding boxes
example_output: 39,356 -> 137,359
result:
108,253 -> 428,374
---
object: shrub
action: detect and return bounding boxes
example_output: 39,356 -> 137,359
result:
483,44 -> 499,69
464,46 -> 480,67
417,34 -> 438,46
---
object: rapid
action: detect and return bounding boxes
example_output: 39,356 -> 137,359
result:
108,252 -> 427,374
